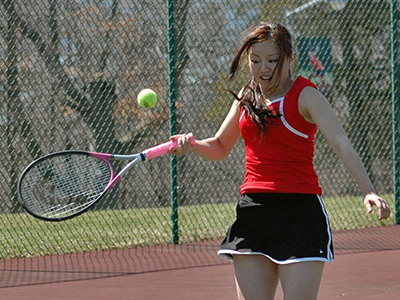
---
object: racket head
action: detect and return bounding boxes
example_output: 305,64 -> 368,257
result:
18,151 -> 113,221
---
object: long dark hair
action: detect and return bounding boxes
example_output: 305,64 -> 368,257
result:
229,22 -> 294,136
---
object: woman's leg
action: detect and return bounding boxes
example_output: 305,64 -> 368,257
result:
279,261 -> 324,300
233,254 -> 279,300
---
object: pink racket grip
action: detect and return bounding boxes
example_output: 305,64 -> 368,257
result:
144,133 -> 195,160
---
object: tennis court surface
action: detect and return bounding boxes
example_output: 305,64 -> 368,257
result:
1,225 -> 399,299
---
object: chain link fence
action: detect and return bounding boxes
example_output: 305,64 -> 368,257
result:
0,0 -> 398,259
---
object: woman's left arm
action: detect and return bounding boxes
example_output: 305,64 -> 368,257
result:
299,86 -> 391,220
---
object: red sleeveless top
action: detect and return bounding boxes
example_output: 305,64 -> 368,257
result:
239,76 -> 322,195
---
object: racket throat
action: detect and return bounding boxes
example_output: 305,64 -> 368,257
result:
105,154 -> 144,191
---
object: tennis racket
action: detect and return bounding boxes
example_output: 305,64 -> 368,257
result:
18,133 -> 195,222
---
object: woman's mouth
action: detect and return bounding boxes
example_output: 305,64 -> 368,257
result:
260,76 -> 272,82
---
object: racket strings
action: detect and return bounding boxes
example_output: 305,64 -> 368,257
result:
20,154 -> 112,219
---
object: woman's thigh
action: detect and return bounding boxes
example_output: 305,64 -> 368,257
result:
233,254 -> 279,300
279,261 -> 325,300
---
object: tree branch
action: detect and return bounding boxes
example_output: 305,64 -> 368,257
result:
0,0 -> 89,114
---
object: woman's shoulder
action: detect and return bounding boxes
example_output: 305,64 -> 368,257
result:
285,76 -> 319,101
293,76 -> 317,90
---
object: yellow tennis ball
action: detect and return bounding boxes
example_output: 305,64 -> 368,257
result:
137,89 -> 157,108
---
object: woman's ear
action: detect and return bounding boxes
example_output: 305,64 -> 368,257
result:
288,52 -> 296,77
288,52 -> 295,66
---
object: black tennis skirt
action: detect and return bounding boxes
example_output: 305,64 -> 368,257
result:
217,193 -> 334,264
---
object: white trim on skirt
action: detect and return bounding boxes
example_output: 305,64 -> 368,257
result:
217,250 -> 334,265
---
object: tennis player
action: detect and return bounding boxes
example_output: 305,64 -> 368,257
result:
170,21 -> 391,300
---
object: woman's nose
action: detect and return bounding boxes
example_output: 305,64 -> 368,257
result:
260,61 -> 270,72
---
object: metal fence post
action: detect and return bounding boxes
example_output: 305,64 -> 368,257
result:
168,0 -> 179,243
391,0 -> 400,224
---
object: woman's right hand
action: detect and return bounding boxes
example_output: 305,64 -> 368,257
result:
168,133 -> 195,156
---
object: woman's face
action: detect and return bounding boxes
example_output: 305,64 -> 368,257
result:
248,40 -> 292,94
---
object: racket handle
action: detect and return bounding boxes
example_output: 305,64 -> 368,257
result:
144,133 -> 195,160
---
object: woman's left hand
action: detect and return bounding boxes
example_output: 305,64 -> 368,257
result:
364,193 -> 391,220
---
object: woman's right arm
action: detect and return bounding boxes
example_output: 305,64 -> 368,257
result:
171,100 -> 242,161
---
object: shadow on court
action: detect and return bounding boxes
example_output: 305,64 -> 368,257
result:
0,225 -> 400,299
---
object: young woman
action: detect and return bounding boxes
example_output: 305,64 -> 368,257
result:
169,22 -> 391,300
